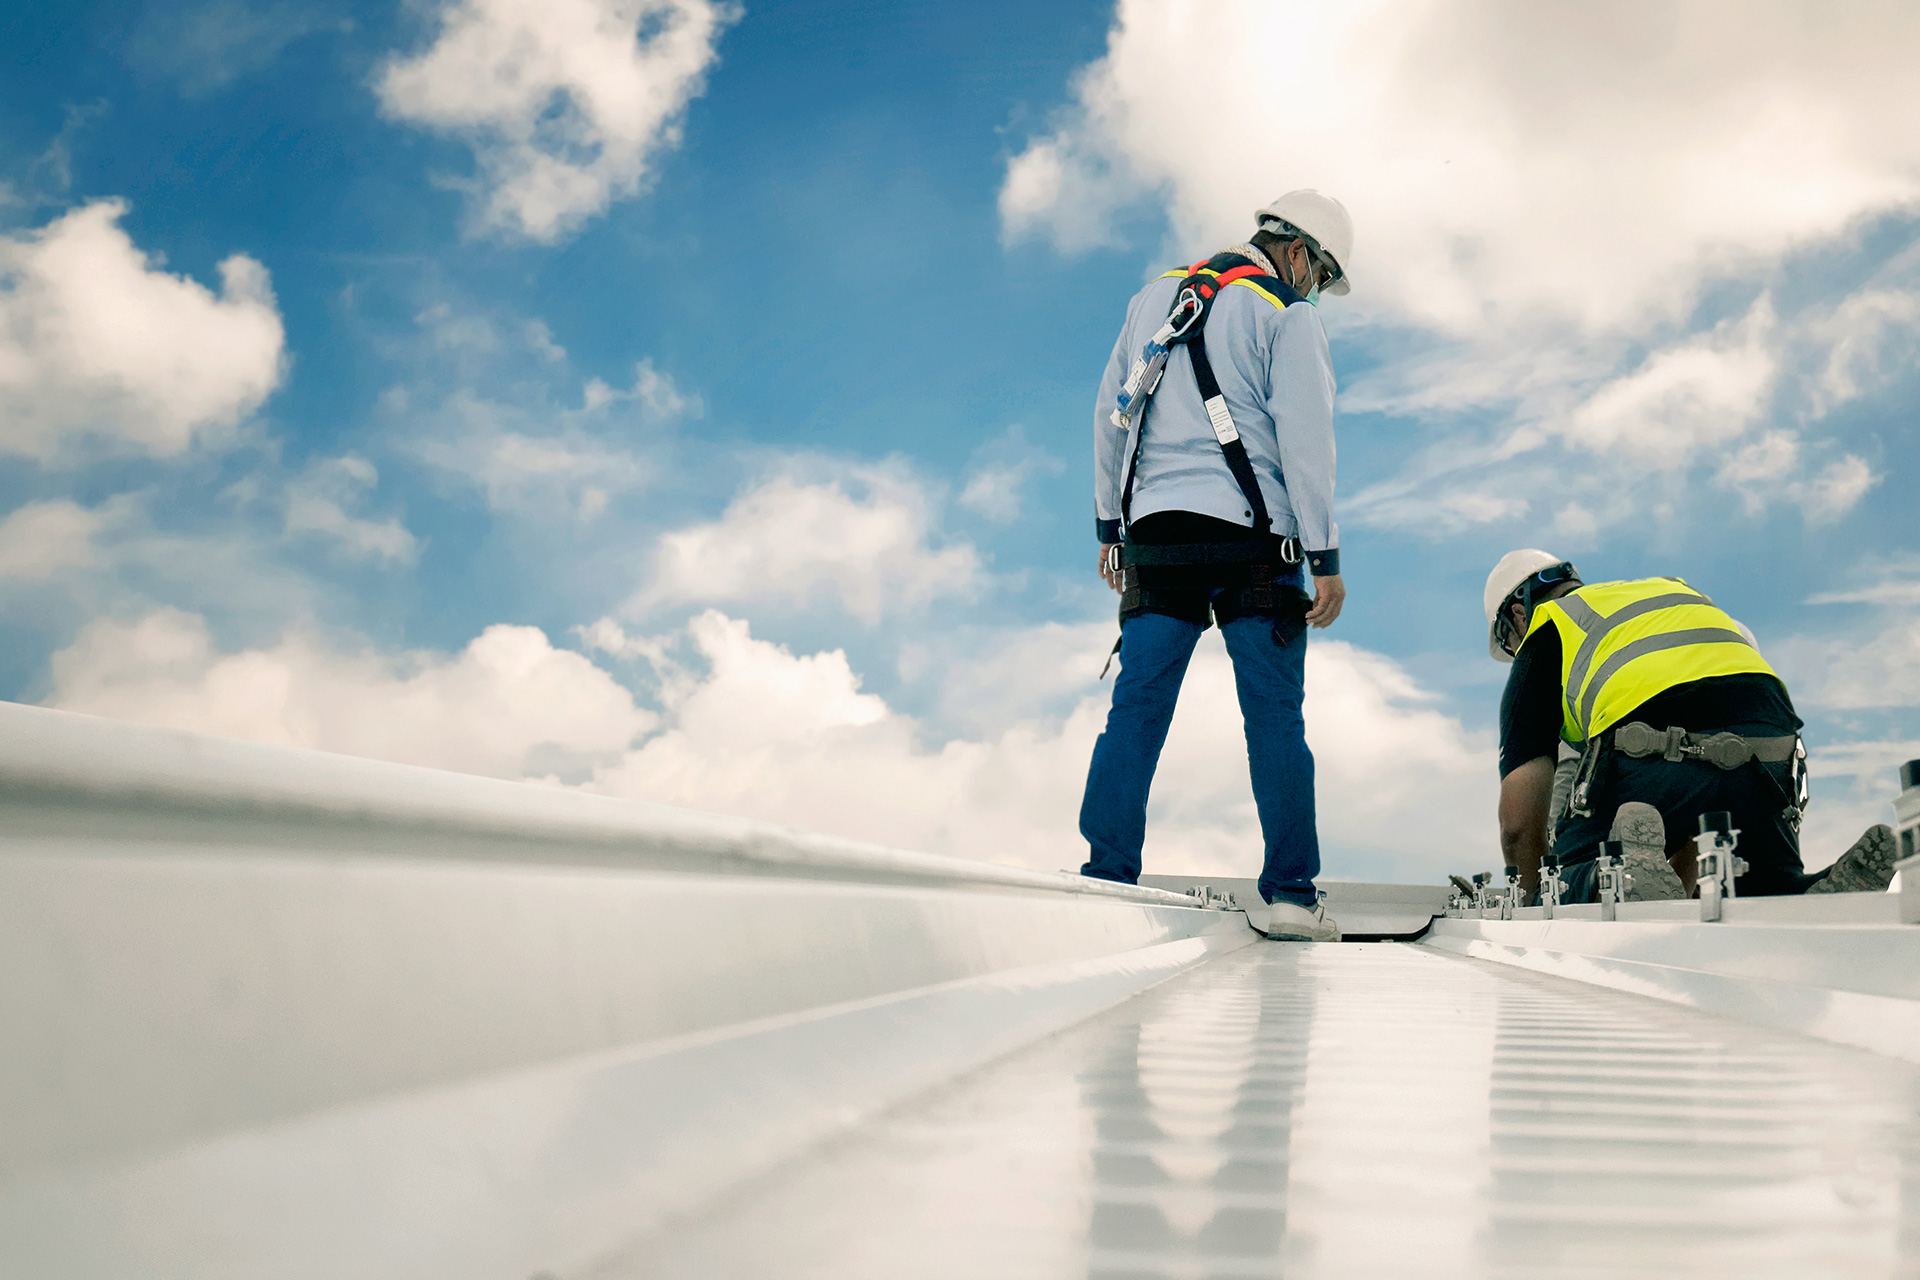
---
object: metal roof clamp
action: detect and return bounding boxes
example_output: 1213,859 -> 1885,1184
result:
1539,852 -> 1566,920
1500,866 -> 1521,920
1696,811 -> 1746,922
1470,871 -> 1494,918
1596,841 -> 1632,921
1181,884 -> 1236,911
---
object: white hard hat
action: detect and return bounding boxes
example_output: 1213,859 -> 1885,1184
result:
1484,548 -> 1571,662
1254,190 -> 1353,296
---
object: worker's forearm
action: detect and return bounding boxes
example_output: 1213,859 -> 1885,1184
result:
1498,757 -> 1555,897
1501,823 -> 1544,896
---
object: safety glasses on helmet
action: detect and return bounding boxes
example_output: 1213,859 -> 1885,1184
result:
1495,561 -> 1580,656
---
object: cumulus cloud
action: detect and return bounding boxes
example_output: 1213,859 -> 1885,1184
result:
0,500 -> 101,581
1003,0 -> 1920,338
636,468 -> 984,624
45,606 -> 1500,880
47,609 -> 653,779
586,612 -> 1495,878
376,0 -> 739,241
0,200 -> 285,460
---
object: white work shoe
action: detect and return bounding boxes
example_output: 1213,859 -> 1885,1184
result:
1264,900 -> 1341,942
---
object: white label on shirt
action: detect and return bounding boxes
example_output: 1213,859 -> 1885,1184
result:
1204,395 -> 1239,445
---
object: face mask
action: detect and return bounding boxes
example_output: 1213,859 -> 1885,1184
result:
1287,246 -> 1321,305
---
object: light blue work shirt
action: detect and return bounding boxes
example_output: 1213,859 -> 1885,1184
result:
1094,269 -> 1338,559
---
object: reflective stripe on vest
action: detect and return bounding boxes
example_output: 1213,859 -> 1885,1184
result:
1523,577 -> 1779,744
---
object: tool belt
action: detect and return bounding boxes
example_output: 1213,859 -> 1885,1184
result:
1566,720 -> 1808,833
1611,721 -> 1798,769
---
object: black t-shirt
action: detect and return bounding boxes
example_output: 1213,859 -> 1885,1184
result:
1497,623 -> 1802,778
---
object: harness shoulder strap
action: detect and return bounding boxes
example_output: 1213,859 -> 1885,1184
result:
1120,254 -> 1300,537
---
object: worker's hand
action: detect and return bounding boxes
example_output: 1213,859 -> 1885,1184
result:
1306,573 -> 1345,628
1098,543 -> 1122,594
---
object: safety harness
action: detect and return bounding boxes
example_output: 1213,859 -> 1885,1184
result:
1099,254 -> 1312,673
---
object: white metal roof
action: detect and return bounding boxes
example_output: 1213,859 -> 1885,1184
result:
5,700 -> 1918,1277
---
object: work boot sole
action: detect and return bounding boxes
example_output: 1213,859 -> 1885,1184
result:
1807,824 -> 1897,894
1609,802 -> 1685,901
1622,848 -> 1686,901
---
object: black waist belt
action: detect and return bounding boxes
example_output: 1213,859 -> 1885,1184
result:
1612,721 -> 1798,769
1119,537 -> 1301,568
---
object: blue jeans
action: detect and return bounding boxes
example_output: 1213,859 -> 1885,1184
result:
1079,606 -> 1321,907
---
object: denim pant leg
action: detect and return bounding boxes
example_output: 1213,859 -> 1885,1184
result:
1079,612 -> 1206,885
1219,614 -> 1321,908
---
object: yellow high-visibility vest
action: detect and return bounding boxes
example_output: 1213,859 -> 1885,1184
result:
1523,577 -> 1778,745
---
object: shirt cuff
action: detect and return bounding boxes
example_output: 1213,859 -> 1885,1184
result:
1097,517 -> 1122,544
1306,547 -> 1339,576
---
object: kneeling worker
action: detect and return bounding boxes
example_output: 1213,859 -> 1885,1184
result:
1485,550 -> 1896,902
1079,191 -> 1353,942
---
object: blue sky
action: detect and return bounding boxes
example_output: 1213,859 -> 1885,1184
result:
3,0 -> 1917,882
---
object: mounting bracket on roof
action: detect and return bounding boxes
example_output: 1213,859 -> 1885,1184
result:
1540,853 -> 1566,920
1696,812 -> 1747,923
1596,842 -> 1631,922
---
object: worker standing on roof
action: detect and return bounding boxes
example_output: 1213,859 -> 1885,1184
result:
1485,551 -> 1896,903
1079,191 -> 1350,943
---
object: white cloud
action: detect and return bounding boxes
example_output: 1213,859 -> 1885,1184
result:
47,609 -> 653,779
1802,244 -> 1920,417
46,605 -> 1500,882
282,456 -> 419,563
1437,490 -> 1529,526
1801,617 -> 1920,710
0,499 -> 101,581
1793,455 -> 1879,523
377,0 -> 739,241
956,424 -> 1065,524
1808,578 -> 1920,608
401,351 -> 688,521
636,468 -> 984,624
900,619 -> 1119,737
128,0 -> 353,96
0,201 -> 285,460
1716,430 -> 1801,489
956,464 -> 1030,524
1801,737 -> 1920,872
1552,502 -> 1599,545
1003,0 -> 1920,338
592,613 -> 1496,881
415,409 -> 652,521
582,357 -> 698,419
1559,296 -> 1778,466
